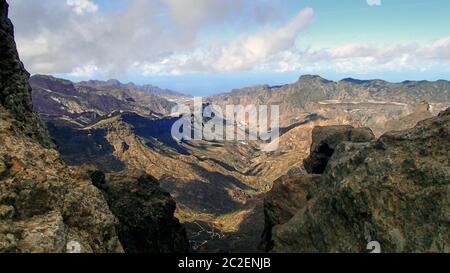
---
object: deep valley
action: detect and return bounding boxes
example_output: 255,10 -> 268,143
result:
27,72 -> 450,252
1,0 -> 449,254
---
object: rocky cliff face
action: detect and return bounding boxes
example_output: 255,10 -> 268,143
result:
304,125 -> 375,174
264,109 -> 450,252
0,1 -> 52,147
90,171 -> 189,253
0,118 -> 123,252
0,1 -> 187,253
0,0 -> 123,253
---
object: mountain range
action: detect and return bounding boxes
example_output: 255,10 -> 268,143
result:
1,0 -> 449,253
26,71 -> 450,252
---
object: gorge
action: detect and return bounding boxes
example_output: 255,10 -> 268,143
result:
1,0 -> 449,253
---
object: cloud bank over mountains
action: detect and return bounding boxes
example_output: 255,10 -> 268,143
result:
9,0 -> 450,79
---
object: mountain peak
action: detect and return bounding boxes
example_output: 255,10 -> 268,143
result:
106,79 -> 122,86
31,74 -> 74,85
298,75 -> 332,83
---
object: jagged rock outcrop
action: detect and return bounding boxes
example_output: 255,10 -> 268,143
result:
0,1 -> 191,253
90,171 -> 189,253
264,109 -> 450,252
0,1 -> 52,147
0,109 -> 123,252
262,174 -> 321,251
304,125 -> 375,174
0,1 -> 123,252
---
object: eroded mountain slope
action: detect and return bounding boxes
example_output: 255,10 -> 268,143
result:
31,75 -> 182,127
210,75 -> 450,134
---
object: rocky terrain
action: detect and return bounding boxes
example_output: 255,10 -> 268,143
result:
30,74 -> 188,128
27,70 -> 450,253
0,3 -> 51,148
0,0 -> 120,252
209,75 -> 450,135
77,79 -> 191,100
303,125 -> 375,174
89,170 -> 189,253
56,110 -> 266,252
3,0 -> 449,253
36,86 -> 450,252
264,110 -> 450,252
0,0 -> 187,253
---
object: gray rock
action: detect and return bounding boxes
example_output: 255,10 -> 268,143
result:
266,109 -> 450,253
304,125 -> 375,174
0,0 -> 53,148
0,1 -> 122,253
100,171 -> 189,253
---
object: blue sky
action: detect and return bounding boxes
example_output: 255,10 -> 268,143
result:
303,0 -> 450,44
9,0 -> 450,96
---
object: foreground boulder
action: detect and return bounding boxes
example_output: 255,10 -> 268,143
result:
303,125 -> 375,174
262,174 -> 321,251
91,171 -> 189,253
265,109 -> 449,252
0,107 -> 124,252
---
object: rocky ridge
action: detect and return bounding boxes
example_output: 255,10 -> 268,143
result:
0,2 -> 51,147
30,74 -> 179,128
0,0 -> 187,253
1,0 -> 122,252
210,75 -> 450,133
90,170 -> 189,253
264,109 -> 450,252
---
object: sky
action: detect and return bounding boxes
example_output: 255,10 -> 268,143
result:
9,0 -> 450,96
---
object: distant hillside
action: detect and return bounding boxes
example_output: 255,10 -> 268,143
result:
209,75 -> 450,134
28,72 -> 450,253
30,74 -> 178,127
77,79 -> 191,100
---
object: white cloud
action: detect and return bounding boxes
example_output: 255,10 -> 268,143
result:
8,0 -> 450,78
162,0 -> 239,39
129,8 -> 314,75
66,0 -> 98,14
105,35 -> 450,77
262,38 -> 450,74
367,0 -> 382,6
69,64 -> 99,77
10,0 -> 287,76
212,8 -> 314,71
426,37 -> 450,59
